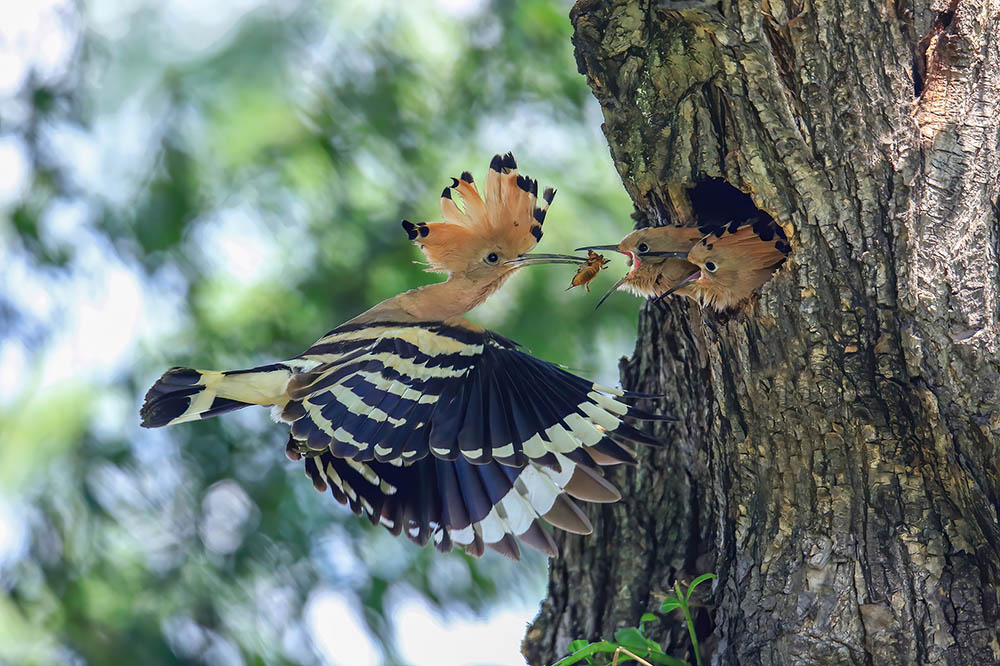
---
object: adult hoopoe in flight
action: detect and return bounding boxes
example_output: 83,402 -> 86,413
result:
141,153 -> 668,560
579,217 -> 790,311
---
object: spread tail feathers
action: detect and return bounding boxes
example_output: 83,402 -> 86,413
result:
140,363 -> 293,428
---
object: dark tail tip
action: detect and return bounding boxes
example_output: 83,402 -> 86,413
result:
139,367 -> 201,428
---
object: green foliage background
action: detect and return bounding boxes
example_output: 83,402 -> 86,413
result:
0,1 -> 639,663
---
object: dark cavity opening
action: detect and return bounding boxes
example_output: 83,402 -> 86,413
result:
688,178 -> 774,228
913,57 -> 925,96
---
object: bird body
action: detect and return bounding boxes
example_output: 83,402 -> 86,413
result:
677,219 -> 790,310
141,154 -> 667,560
579,217 -> 789,311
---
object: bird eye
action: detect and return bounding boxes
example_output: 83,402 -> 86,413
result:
637,243 -> 649,253
705,261 -> 718,272
486,252 -> 500,264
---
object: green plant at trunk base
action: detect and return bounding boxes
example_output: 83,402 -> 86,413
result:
551,573 -> 716,666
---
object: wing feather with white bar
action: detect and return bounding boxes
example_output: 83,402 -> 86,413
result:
281,320 -> 671,558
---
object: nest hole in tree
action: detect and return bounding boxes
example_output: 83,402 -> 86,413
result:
688,178 -> 776,230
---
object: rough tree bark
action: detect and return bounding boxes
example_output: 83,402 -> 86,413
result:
524,0 -> 1000,664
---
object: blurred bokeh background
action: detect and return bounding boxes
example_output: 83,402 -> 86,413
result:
0,1 -> 639,664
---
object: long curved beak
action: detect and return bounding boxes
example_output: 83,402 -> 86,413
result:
576,245 -> 688,259
575,244 -> 621,252
594,275 -> 628,310
651,270 -> 701,305
643,251 -> 689,259
505,253 -> 589,267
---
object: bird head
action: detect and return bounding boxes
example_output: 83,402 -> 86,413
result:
577,226 -> 704,308
403,154 -> 584,290
673,220 -> 791,310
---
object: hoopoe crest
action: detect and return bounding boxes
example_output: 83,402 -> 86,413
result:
141,153 -> 668,560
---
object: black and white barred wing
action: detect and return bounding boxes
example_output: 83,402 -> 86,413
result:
296,451 -> 609,559
281,322 -> 670,559
284,322 -> 665,466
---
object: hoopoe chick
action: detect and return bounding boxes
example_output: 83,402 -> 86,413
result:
140,153 -> 670,561
657,218 -> 790,310
576,226 -> 706,308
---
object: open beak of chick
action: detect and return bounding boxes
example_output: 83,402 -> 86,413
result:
575,244 -> 638,275
505,253 -> 590,267
575,244 -> 636,310
575,243 -> 686,310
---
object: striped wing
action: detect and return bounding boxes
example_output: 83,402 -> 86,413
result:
282,322 -> 664,467
280,321 -> 669,558
293,446 -> 621,559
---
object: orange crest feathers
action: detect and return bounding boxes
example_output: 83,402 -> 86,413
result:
402,153 -> 554,273
689,218 -> 790,270
401,219 -> 476,273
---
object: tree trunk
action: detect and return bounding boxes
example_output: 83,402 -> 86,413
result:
524,0 -> 1000,664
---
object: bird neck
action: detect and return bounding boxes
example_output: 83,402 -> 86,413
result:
627,258 -> 699,297
395,272 -> 511,321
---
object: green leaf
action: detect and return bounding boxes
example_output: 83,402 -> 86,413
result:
551,641 -> 621,666
660,598 -> 682,613
567,640 -> 590,653
646,653 -> 691,666
638,612 -> 659,636
614,627 -> 650,653
686,573 -> 717,601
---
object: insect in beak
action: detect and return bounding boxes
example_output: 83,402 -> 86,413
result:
577,244 -> 638,272
594,274 -> 629,310
650,270 -> 701,305
505,253 -> 590,267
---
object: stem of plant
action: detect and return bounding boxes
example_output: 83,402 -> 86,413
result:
612,647 -> 653,666
675,581 -> 702,666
